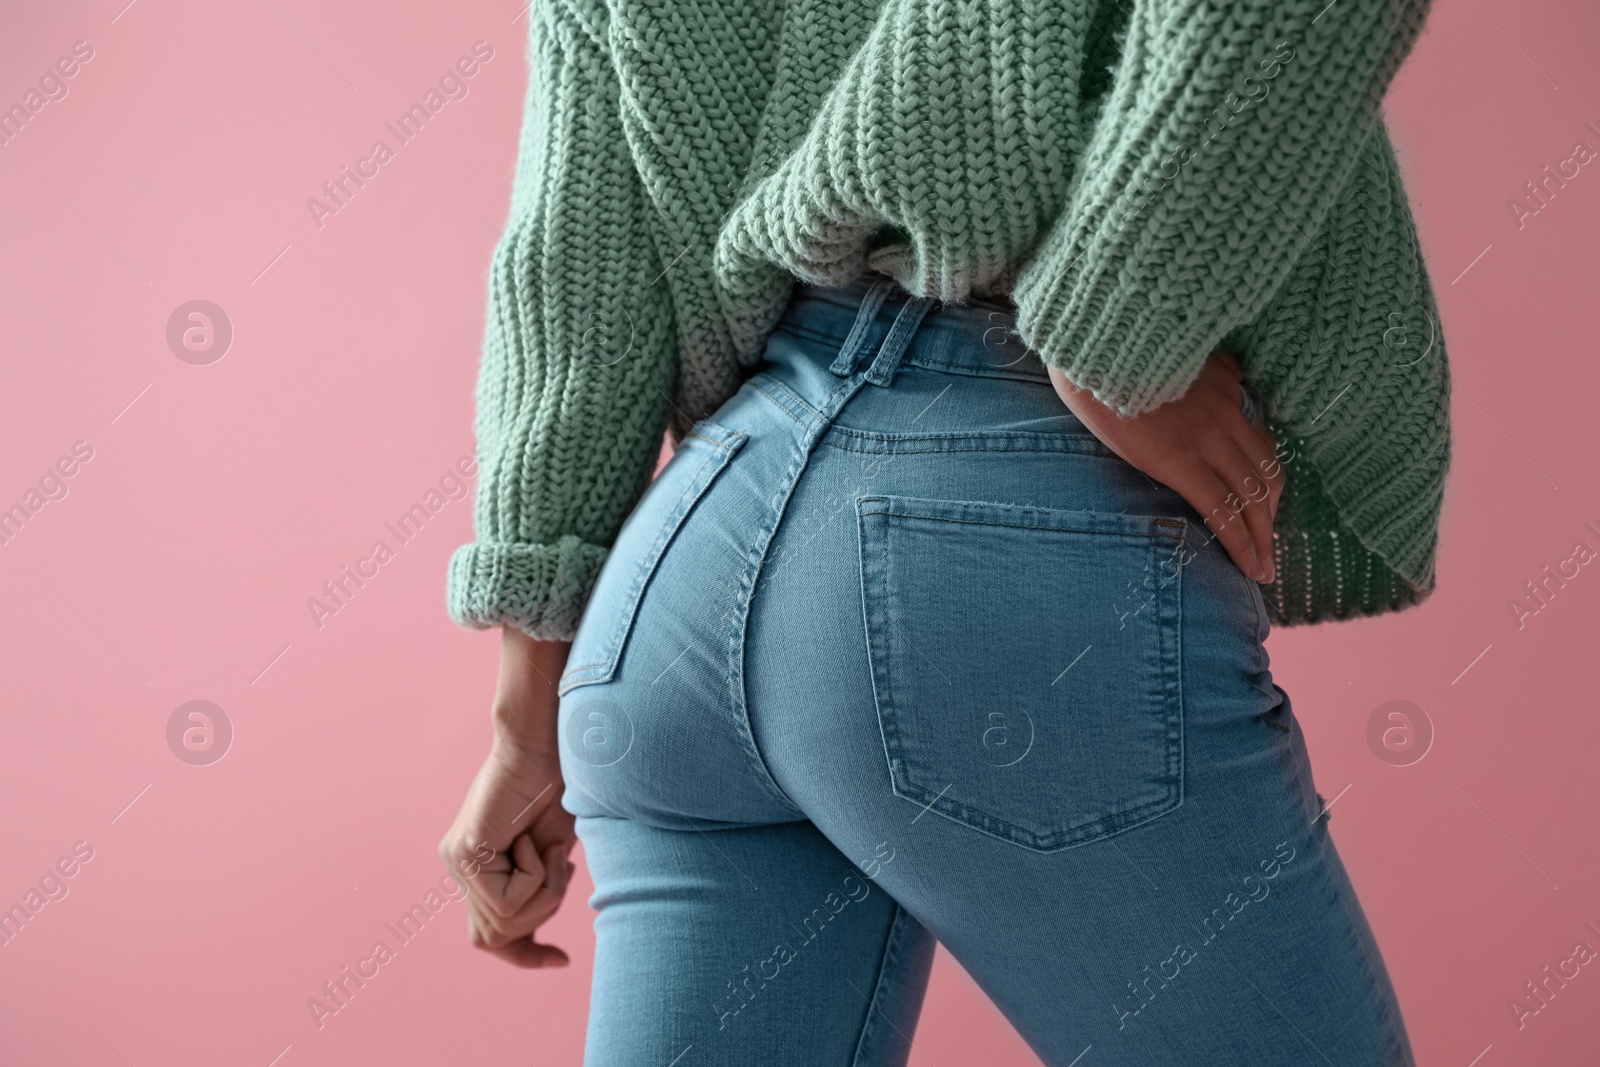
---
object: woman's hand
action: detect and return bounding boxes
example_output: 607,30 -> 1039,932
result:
1048,349 -> 1284,584
439,629 -> 578,968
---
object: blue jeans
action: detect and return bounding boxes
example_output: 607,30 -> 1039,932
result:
557,278 -> 1412,1066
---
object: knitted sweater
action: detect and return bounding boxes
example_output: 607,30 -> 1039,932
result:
447,0 -> 1450,637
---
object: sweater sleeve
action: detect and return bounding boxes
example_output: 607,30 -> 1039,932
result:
446,0 -> 677,641
1011,0 -> 1431,416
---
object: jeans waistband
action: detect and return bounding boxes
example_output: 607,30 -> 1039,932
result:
777,277 -> 1053,388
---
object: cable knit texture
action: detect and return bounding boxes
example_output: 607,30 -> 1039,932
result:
448,0 -> 1450,638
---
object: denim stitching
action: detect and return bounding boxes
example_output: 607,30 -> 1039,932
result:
863,296 -> 936,386
720,366 -> 882,812
900,351 -> 1052,384
782,323 -> 1058,385
829,279 -> 897,376
749,374 -> 821,432
848,902 -> 921,1067
858,498 -> 1186,850
822,425 -> 1112,458
867,506 -> 1187,543
559,430 -> 744,690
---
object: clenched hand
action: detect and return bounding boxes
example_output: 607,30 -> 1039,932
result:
439,631 -> 577,968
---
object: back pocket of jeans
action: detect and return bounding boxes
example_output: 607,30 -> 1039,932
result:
559,420 -> 747,695
856,495 -> 1185,851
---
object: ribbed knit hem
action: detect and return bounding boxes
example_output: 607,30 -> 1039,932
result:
446,536 -> 609,642
1259,428 -> 1442,626
1012,260 -> 1218,416
1263,526 -> 1434,626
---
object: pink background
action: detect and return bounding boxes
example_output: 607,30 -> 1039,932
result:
3,1 -> 1598,1063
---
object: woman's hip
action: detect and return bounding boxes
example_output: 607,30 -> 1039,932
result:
559,282 -> 1273,830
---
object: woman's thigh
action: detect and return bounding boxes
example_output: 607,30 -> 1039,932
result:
576,814 -> 935,1067
743,379 -> 1412,1065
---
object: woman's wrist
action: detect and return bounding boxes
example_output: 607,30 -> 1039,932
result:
490,627 -> 571,758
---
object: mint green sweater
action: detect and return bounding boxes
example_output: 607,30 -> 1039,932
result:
448,0 -> 1450,637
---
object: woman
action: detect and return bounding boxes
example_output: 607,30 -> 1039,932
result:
440,0 -> 1449,1063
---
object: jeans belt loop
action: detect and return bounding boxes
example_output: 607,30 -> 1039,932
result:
863,295 -> 936,387
828,279 -> 898,378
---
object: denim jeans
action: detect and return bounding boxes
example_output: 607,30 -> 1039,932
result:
557,278 -> 1412,1066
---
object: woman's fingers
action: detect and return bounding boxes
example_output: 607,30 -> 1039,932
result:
512,831 -> 544,881
1233,406 -> 1285,520
1171,461 -> 1265,582
467,888 -> 562,949
467,896 -> 570,968
1223,456 -> 1276,585
1225,398 -> 1286,569
484,938 -> 570,969
513,841 -> 573,923
465,840 -> 574,951
461,834 -> 546,919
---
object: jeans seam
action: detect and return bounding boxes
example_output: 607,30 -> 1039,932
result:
866,510 -> 1183,542
899,351 -> 1053,384
822,426 -> 1111,457
750,373 -> 822,433
725,372 -> 874,815
848,901 -> 917,1067
724,453 -> 812,814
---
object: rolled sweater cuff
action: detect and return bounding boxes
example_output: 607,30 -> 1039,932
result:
446,536 -> 609,642
1012,261 -> 1218,416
